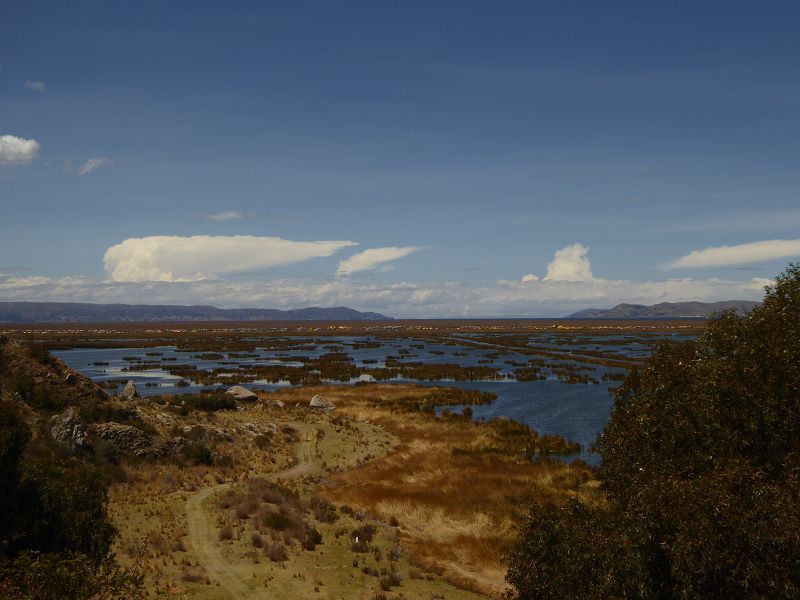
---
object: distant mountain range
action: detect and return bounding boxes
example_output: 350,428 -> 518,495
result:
0,302 -> 390,323
566,300 -> 761,319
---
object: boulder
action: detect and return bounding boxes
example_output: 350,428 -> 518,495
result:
268,398 -> 285,409
225,385 -> 258,401
50,406 -> 89,449
89,422 -> 152,456
153,436 -> 190,458
309,394 -> 335,411
121,380 -> 138,400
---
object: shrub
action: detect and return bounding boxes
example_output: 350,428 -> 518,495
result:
302,526 -> 323,551
505,264 -> 800,599
218,525 -> 233,541
267,543 -> 288,562
379,571 -> 401,590
254,434 -> 271,450
311,497 -> 338,523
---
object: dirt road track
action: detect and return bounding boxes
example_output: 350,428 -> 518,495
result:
185,423 -> 319,599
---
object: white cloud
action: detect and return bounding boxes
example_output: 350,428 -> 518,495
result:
0,135 -> 40,165
24,80 -> 46,91
203,210 -> 247,222
78,157 -> 112,176
103,235 -> 358,282
544,243 -> 594,281
0,271 -> 770,318
666,239 -> 800,269
0,241 -> 778,317
337,246 -> 421,276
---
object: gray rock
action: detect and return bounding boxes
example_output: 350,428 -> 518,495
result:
268,398 -> 285,408
89,422 -> 152,456
153,436 -> 189,458
309,394 -> 335,411
50,406 -> 89,449
121,380 -> 138,400
225,385 -> 258,400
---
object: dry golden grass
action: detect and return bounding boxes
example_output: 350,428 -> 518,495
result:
266,384 -> 599,598
103,382 -> 598,598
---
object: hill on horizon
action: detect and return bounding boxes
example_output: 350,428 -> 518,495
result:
566,300 -> 760,319
0,302 -> 390,323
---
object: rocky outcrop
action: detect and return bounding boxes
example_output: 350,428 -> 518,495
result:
121,380 -> 138,400
152,436 -> 190,458
226,385 -> 258,401
50,406 -> 89,449
309,394 -> 335,411
89,422 -> 152,456
178,424 -> 233,443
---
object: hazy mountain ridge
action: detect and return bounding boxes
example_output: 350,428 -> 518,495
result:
0,302 -> 390,323
566,300 -> 761,319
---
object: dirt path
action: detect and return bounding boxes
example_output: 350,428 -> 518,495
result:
185,423 -> 320,599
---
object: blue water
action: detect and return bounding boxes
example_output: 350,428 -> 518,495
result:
53,333 -> 674,464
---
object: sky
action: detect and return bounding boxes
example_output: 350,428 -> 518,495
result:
1,1 -> 799,317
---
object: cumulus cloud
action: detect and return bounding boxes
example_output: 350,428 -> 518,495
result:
103,235 -> 357,283
543,243 -> 594,281
78,157 -> 112,176
666,239 -> 800,269
0,135 -> 40,165
24,80 -> 46,91
337,246 -> 421,276
1,240 -> 778,317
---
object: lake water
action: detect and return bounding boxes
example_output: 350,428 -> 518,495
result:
54,332 -> 690,463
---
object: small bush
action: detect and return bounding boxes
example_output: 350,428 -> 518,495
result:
218,525 -> 233,541
254,434 -> 271,450
352,524 -> 377,544
311,497 -> 338,523
302,526 -> 322,551
262,510 -> 290,531
379,571 -> 401,590
251,532 -> 263,548
267,543 -> 288,562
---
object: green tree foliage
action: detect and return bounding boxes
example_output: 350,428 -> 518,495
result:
506,264 -> 800,599
0,399 -> 142,598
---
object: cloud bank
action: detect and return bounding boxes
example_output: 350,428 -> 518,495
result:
0,271 -> 770,318
24,80 -> 46,91
0,135 -> 40,165
0,242 -> 772,317
103,235 -> 358,282
667,239 -> 800,269
337,246 -> 421,276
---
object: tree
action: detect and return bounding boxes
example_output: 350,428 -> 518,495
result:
506,264 -> 800,599
0,399 -> 142,598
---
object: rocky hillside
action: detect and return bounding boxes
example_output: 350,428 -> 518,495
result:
0,337 -> 253,461
566,300 -> 761,318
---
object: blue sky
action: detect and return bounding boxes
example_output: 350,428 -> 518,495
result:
1,1 -> 799,316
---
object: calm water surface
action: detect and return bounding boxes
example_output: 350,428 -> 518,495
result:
54,333 -> 690,464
